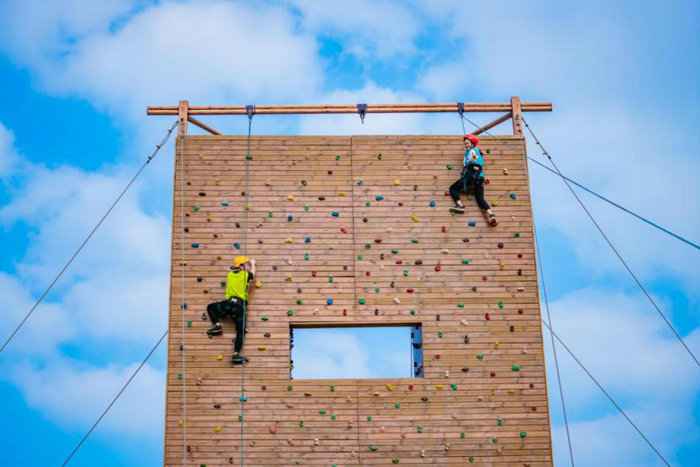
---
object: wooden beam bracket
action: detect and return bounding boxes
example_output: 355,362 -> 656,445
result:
472,112 -> 513,136
188,116 -> 221,135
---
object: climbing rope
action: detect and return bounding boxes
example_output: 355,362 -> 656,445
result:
60,329 -> 168,466
239,105 -> 255,467
522,117 -> 700,369
0,120 -> 178,355
179,124 -> 188,466
534,226 -> 575,467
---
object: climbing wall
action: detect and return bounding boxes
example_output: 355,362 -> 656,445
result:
165,135 -> 553,466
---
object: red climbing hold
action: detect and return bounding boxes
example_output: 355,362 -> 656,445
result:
395,260 -> 403,265
435,264 -> 442,272
485,313 -> 491,320
408,384 -> 414,391
441,226 -> 447,233
497,242 -> 504,249
340,227 -> 348,234
311,271 -> 317,277
365,271 -> 371,277
343,309 -> 347,316
406,288 -> 415,293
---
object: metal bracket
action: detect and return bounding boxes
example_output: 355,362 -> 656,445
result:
245,104 -> 256,120
357,103 -> 368,124
457,102 -> 465,117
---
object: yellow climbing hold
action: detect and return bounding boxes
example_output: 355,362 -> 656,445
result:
338,192 -> 347,197
216,354 -> 224,361
255,280 -> 263,288
385,384 -> 395,391
287,194 -> 295,201
435,384 -> 444,391
393,179 -> 401,186
285,237 -> 293,244
411,213 -> 420,223
213,425 -> 222,433
258,346 -> 267,351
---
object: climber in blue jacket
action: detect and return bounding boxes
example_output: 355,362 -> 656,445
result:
449,134 -> 497,226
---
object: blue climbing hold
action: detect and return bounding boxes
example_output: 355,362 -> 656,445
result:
233,242 -> 241,250
331,211 -> 340,217
304,236 -> 311,244
429,200 -> 436,208
240,394 -> 248,402
375,195 -> 384,201
288,214 -> 293,222
191,243 -> 200,248
510,192 -> 518,200
326,298 -> 334,305
467,219 -> 477,227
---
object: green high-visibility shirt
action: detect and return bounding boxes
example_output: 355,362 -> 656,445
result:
225,270 -> 252,300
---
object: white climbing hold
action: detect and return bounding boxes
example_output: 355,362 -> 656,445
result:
393,297 -> 401,304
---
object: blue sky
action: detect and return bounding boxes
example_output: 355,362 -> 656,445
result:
0,1 -> 698,466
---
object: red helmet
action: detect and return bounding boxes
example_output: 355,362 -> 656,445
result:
463,134 -> 480,146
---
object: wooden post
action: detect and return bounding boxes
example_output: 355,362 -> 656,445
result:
178,100 -> 189,136
511,96 -> 523,136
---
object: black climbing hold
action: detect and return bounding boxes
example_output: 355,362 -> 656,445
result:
198,192 -> 206,196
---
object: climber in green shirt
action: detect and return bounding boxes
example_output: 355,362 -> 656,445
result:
206,255 -> 256,365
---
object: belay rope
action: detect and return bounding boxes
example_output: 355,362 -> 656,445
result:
239,104 -> 255,466
180,128 -> 188,465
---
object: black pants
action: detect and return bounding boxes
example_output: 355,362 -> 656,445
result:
207,298 -> 247,353
449,172 -> 490,210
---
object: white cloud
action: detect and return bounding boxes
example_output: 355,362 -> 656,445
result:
543,288 -> 700,465
0,1 -> 323,122
289,0 -> 420,58
0,123 -> 20,177
9,356 -> 165,439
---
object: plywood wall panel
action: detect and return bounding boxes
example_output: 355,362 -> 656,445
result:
165,135 -> 553,466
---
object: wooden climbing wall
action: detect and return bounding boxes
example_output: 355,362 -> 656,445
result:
165,135 -> 553,466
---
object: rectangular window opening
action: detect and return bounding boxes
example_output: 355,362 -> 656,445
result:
290,324 -> 423,380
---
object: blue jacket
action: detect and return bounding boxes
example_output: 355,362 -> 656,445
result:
463,147 -> 485,179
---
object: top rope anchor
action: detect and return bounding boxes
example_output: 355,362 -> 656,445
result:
357,103 -> 367,124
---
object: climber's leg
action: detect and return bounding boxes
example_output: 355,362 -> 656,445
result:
206,301 -> 225,336
231,300 -> 249,365
474,181 -> 497,226
449,177 -> 466,212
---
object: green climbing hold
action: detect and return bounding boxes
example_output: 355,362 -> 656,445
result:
462,259 -> 471,265
267,211 -> 273,218
261,315 -> 269,321
304,253 -> 310,261
374,287 -> 380,293
331,414 -> 337,420
514,232 -> 521,238
416,425 -> 423,433
368,445 -> 378,452
490,437 -> 498,444
457,303 -> 464,309
357,254 -> 364,260
469,456 -> 475,463
460,432 -> 465,439
287,385 -> 293,391
287,309 -> 295,317
391,249 -> 399,254
186,320 -> 192,328
394,402 -> 400,409
177,373 -> 182,380
476,352 -> 485,361
304,204 -> 310,212
411,239 -> 419,244
496,417 -> 504,426
319,409 -> 326,415
512,364 -> 521,372
192,205 -> 201,212
238,415 -> 243,422
392,459 -> 400,464
437,331 -> 443,338
497,301 -> 504,310
450,383 -> 458,391
364,243 -> 371,249
330,385 -> 335,392
299,420 -> 304,428
403,270 -> 409,277
409,309 -> 416,316
366,416 -> 372,422
336,155 -> 341,160
446,164 -> 453,170
365,201 -> 371,207
359,297 -> 366,305
245,154 -> 252,160
520,431 -> 528,439
328,276 -> 334,283
296,299 -> 303,305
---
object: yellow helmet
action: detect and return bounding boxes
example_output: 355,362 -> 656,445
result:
233,256 -> 250,267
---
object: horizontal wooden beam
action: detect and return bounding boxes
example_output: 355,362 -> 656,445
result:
147,101 -> 553,116
472,112 -> 513,136
188,116 -> 221,135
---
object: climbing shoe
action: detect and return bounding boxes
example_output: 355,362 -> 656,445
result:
231,354 -> 249,365
206,324 -> 223,336
449,204 -> 465,214
488,214 -> 498,227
